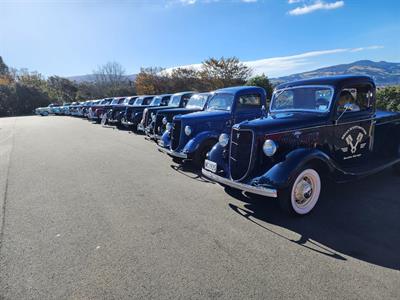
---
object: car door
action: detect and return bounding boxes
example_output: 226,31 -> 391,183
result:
333,85 -> 375,166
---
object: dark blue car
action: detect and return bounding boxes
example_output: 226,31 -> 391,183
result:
202,75 -> 400,216
159,86 -> 267,167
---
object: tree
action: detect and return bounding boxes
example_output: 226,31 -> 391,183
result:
246,74 -> 274,100
93,61 -> 133,96
134,67 -> 170,95
200,57 -> 252,90
0,56 -> 9,76
376,86 -> 400,112
47,76 -> 78,103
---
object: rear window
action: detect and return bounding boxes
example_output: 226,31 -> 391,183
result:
236,94 -> 261,111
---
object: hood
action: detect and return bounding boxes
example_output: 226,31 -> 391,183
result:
146,105 -> 178,114
157,107 -> 201,116
175,110 -> 230,124
236,112 -> 329,134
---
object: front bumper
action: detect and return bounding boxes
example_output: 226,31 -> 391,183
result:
121,118 -> 135,126
157,146 -> 188,159
201,169 -> 278,198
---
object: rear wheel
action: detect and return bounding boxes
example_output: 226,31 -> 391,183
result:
193,140 -> 216,169
279,167 -> 322,216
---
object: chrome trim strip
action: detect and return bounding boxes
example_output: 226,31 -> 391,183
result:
202,169 -> 278,198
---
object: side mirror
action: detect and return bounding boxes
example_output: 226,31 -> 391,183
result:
335,102 -> 353,125
261,105 -> 267,118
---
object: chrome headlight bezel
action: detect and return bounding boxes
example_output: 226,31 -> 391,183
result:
184,125 -> 192,136
218,133 -> 229,147
263,139 -> 278,157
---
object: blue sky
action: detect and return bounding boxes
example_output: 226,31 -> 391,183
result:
0,0 -> 399,78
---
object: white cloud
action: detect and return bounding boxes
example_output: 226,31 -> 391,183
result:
289,0 -> 344,15
179,0 -> 197,5
288,0 -> 303,4
162,45 -> 383,77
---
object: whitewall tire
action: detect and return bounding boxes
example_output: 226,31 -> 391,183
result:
279,167 -> 322,216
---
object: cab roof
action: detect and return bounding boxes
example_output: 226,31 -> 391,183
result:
215,86 -> 266,95
276,75 -> 375,90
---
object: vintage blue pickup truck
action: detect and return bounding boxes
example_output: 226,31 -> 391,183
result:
159,86 -> 267,167
138,91 -> 194,134
104,96 -> 138,127
202,75 -> 400,216
150,92 -> 212,140
120,95 -> 157,130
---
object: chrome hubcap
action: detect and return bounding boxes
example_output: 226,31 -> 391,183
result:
294,176 -> 314,206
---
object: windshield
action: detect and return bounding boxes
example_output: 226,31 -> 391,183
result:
270,86 -> 333,113
186,94 -> 208,109
134,98 -> 143,105
206,93 -> 234,111
111,99 -> 119,104
149,97 -> 160,106
169,95 -> 181,107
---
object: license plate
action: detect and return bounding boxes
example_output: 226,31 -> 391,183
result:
204,160 -> 217,173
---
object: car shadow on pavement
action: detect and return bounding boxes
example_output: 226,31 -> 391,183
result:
225,170 -> 400,270
170,163 -> 215,184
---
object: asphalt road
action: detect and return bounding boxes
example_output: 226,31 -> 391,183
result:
0,116 -> 399,299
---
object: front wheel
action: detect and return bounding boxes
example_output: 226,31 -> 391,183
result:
193,140 -> 216,169
279,167 -> 322,216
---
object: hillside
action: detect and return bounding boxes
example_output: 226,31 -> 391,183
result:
271,60 -> 400,86
68,74 -> 137,83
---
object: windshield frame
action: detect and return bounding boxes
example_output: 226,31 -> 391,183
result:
269,85 -> 334,114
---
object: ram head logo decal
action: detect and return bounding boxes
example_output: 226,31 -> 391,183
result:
341,126 -> 368,158
345,132 -> 364,154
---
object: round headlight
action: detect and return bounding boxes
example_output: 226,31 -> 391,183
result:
162,117 -> 168,125
263,139 -> 278,157
184,125 -> 192,136
219,133 -> 229,147
166,123 -> 172,131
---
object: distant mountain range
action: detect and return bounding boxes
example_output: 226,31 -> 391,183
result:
67,74 -> 137,83
271,60 -> 400,86
68,60 -> 400,86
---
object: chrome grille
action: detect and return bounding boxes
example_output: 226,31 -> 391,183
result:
171,120 -> 181,150
229,129 -> 254,181
155,114 -> 164,135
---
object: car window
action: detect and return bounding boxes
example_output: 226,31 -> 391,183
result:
169,95 -> 181,106
337,85 -> 374,114
186,94 -> 208,109
271,86 -> 333,112
161,96 -> 171,105
236,94 -> 261,111
206,93 -> 234,111
144,97 -> 155,105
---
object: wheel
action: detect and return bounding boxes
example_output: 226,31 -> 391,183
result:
193,140 -> 216,169
278,167 -> 322,216
41,111 -> 49,116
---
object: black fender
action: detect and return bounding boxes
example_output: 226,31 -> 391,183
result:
182,131 -> 219,154
251,148 -> 336,190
